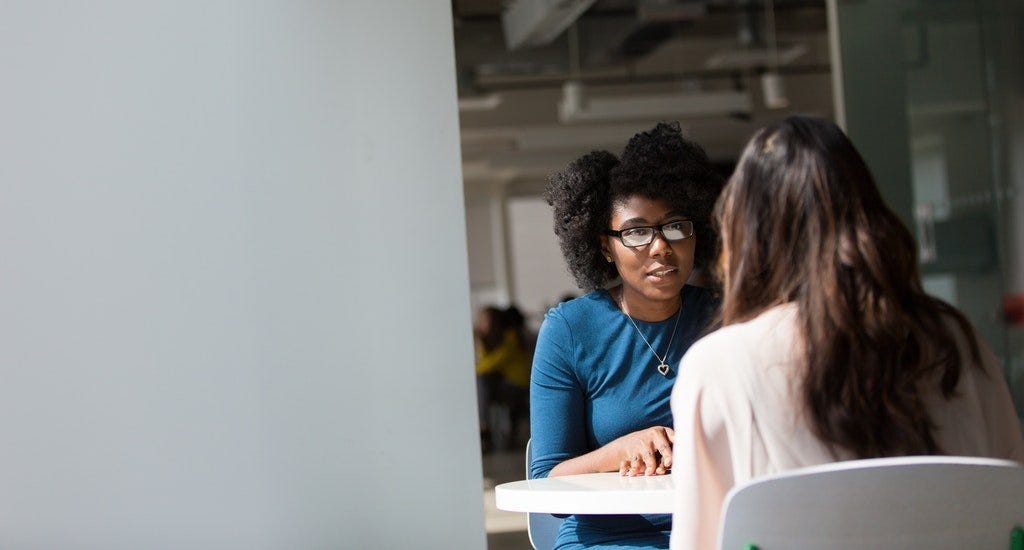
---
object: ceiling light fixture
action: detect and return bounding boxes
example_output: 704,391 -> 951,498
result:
458,94 -> 504,112
558,80 -> 752,123
704,44 -> 807,70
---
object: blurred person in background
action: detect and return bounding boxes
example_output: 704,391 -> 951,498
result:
475,305 -> 532,452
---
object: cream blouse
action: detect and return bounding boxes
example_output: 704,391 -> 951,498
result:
669,303 -> 1024,550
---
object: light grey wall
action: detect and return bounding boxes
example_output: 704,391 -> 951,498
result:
0,2 -> 484,549
464,182 -> 581,328
465,181 -> 512,313
507,196 -> 580,317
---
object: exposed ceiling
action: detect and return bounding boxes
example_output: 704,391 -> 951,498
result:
453,0 -> 834,193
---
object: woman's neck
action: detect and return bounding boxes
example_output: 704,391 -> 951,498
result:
615,285 -> 682,322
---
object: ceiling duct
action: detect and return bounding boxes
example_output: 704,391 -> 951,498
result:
558,80 -> 751,123
638,0 -> 708,23
705,0 -> 808,71
590,0 -> 708,65
502,0 -> 599,50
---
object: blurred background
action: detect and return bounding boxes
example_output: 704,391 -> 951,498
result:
457,0 -> 832,320
455,0 -> 1024,547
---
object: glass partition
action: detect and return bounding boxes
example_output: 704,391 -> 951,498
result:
835,0 -> 1024,420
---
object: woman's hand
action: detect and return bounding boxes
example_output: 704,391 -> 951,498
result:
545,425 -> 676,478
614,426 -> 675,476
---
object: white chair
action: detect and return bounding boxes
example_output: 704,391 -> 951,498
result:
525,439 -> 564,550
718,456 -> 1024,550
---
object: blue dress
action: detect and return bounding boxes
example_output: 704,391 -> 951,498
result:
529,285 -> 718,550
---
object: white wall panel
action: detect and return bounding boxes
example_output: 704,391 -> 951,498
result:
0,2 -> 483,548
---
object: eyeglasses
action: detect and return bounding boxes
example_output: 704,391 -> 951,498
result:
604,220 -> 694,248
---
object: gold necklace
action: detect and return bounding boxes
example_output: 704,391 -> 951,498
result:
617,289 -> 682,377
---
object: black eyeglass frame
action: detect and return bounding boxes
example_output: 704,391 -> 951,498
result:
604,220 -> 695,248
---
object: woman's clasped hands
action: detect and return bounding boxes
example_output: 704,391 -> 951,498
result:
614,426 -> 674,476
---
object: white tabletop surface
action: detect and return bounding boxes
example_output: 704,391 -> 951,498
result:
494,472 -> 675,514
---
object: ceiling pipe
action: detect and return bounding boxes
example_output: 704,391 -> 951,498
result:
761,0 -> 790,109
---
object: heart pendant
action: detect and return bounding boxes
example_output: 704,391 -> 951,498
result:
657,363 -> 670,376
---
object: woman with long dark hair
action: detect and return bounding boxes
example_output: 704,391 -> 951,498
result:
669,116 -> 1023,549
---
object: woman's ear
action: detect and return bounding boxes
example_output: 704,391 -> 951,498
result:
600,237 -> 614,263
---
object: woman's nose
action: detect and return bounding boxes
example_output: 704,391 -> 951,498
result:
648,231 -> 673,256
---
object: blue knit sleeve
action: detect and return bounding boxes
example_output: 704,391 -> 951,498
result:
529,308 -> 586,479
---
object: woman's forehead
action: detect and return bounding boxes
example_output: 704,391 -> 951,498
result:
610,196 -> 681,221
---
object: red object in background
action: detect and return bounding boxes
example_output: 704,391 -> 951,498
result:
1003,294 -> 1024,325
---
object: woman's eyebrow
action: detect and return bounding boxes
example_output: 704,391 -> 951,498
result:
619,216 -> 650,226
617,212 -> 686,227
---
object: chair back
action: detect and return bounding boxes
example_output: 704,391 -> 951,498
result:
525,439 -> 564,550
718,456 -> 1024,550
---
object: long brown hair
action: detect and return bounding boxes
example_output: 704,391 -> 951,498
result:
716,116 -> 980,458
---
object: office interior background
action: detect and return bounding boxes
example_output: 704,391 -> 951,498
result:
458,0 -> 1024,419
461,1 -> 1024,546
1,1 -> 1022,549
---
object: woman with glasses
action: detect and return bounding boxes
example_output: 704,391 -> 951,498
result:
530,122 -> 724,549
669,116 -> 1024,549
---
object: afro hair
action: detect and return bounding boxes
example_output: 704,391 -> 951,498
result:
544,122 -> 724,290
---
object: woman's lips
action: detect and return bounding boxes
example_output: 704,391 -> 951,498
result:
645,266 -> 679,284
646,266 -> 678,278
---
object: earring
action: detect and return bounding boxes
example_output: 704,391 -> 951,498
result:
605,255 -> 613,262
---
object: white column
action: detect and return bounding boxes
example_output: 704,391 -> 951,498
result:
489,180 -> 515,306
0,1 -> 484,548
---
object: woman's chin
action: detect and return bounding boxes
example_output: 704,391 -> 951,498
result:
644,272 -> 686,292
643,281 -> 685,301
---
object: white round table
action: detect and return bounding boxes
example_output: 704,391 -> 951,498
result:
494,472 -> 675,515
